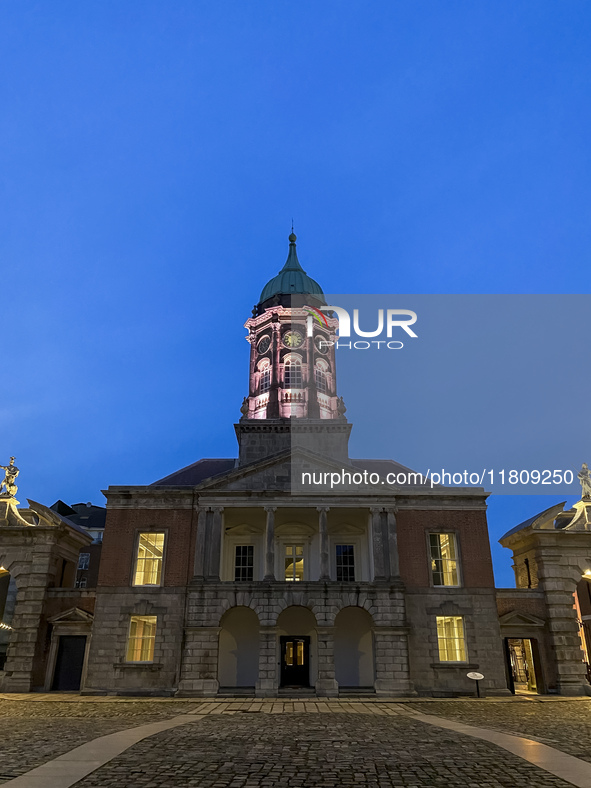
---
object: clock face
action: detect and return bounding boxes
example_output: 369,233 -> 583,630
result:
283,330 -> 304,349
257,335 -> 271,354
314,335 -> 329,354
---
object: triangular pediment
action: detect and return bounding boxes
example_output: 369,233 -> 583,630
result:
499,610 -> 545,627
48,607 -> 94,624
196,447 -> 392,495
328,523 -> 365,536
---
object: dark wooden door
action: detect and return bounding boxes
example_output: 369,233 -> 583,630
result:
52,635 -> 86,691
280,636 -> 310,687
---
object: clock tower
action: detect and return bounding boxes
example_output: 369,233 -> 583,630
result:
235,233 -> 351,465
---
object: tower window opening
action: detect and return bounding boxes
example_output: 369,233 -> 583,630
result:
284,359 -> 302,388
260,367 -> 271,393
314,367 -> 327,392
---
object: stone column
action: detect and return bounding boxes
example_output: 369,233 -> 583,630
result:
318,506 -> 330,580
373,627 -> 414,696
538,556 -> 589,695
255,626 -> 278,697
385,507 -> 400,579
371,508 -> 387,581
193,507 -> 208,579
206,507 -> 223,581
263,507 -> 276,581
315,626 -> 339,696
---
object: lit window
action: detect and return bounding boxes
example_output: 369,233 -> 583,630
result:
436,616 -> 467,662
260,367 -> 271,393
314,367 -> 327,392
234,545 -> 254,582
285,545 -> 304,581
133,533 -> 165,586
77,553 -> 90,571
336,545 -> 355,581
429,533 -> 459,586
126,615 -> 157,662
284,360 -> 302,388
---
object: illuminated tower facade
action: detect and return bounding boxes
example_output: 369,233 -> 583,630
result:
236,232 -> 350,464
242,232 -> 343,421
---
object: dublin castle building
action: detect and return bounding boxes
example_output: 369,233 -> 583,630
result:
1,234 -> 591,697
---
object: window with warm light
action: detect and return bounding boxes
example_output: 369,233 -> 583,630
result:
429,533 -> 459,586
126,615 -> 157,662
133,533 -> 165,586
436,616 -> 467,661
284,545 -> 304,581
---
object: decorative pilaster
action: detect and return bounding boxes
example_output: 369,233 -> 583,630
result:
385,506 -> 400,579
371,508 -> 387,581
206,507 -> 223,581
263,506 -> 276,581
317,506 -> 330,580
193,507 -> 208,579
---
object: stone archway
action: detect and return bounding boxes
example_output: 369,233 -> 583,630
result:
218,606 -> 260,689
334,606 -> 374,688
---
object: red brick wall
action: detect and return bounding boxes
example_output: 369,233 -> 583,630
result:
98,508 -> 196,587
397,508 -> 495,588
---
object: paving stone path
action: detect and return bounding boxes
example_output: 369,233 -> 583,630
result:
0,697 -> 590,787
0,699 -> 193,783
421,699 -> 591,765
74,711 -> 572,788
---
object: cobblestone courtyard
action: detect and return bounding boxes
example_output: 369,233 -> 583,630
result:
0,697 -> 590,787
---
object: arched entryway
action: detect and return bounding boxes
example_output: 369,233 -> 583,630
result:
218,606 -> 260,689
0,568 -> 16,671
277,606 -> 317,688
334,607 -> 374,688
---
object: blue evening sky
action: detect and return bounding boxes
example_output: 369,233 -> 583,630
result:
1,2 -> 590,585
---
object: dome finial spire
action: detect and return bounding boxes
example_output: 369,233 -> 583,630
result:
289,220 -> 296,244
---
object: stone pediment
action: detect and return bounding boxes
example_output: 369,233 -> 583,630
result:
499,610 -> 545,627
196,447 -> 391,495
48,607 -> 94,624
328,523 -> 365,536
225,524 -> 263,536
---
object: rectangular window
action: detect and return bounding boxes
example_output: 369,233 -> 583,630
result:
284,545 -> 304,581
336,544 -> 355,581
436,616 -> 467,662
429,533 -> 459,586
77,553 -> 90,571
126,615 -> 157,662
234,545 -> 254,582
75,578 -> 87,589
133,533 -> 165,586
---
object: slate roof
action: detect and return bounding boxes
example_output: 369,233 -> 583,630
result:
150,456 -> 435,488
50,500 -> 106,530
259,234 -> 325,306
151,458 -> 238,486
499,501 -> 566,541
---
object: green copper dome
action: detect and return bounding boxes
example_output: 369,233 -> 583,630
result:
258,233 -> 326,307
